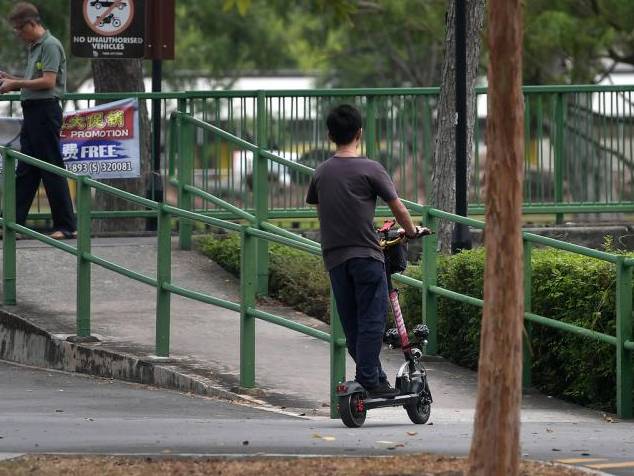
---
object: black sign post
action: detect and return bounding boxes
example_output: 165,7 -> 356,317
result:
451,0 -> 472,254
71,0 -> 146,59
71,0 -> 175,230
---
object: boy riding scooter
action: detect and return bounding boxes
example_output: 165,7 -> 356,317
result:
306,104 -> 429,400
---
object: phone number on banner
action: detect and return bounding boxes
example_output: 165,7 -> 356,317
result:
65,161 -> 133,174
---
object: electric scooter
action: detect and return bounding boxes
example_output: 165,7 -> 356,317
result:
336,219 -> 433,428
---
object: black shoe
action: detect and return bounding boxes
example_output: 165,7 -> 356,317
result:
366,381 -> 400,399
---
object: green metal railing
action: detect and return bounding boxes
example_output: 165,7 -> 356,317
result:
4,85 -> 634,226
0,144 -> 346,418
407,201 -> 633,418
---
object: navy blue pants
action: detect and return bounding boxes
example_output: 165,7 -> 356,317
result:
16,99 -> 76,233
329,257 -> 388,388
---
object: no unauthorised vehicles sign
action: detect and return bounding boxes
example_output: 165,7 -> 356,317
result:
71,0 -> 145,58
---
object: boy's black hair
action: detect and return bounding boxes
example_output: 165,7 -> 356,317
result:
326,104 -> 362,146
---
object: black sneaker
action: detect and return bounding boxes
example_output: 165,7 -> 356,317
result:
366,381 -> 400,399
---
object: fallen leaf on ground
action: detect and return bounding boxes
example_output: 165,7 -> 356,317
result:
602,413 -> 618,423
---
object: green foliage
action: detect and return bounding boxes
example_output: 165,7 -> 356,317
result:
197,233 -> 330,321
529,249 -> 618,409
197,232 -> 241,274
300,0 -> 448,87
400,247 -> 629,412
3,1 -> 634,93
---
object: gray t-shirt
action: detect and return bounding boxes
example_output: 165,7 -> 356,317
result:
21,30 -> 66,101
306,156 -> 398,270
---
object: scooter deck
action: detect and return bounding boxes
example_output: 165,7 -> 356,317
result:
363,393 -> 423,409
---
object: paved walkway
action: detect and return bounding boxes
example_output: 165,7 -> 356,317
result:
1,236 -> 634,474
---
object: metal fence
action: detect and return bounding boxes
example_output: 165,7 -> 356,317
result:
3,85 -> 634,225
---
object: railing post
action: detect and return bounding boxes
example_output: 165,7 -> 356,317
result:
2,149 -> 16,305
522,239 -> 533,388
554,92 -> 565,224
255,91 -> 269,295
75,176 -> 92,338
422,207 -> 438,354
422,97 -> 433,205
616,256 -> 633,418
168,114 -> 177,178
155,204 -> 172,357
240,225 -> 256,388
178,118 -> 194,250
365,95 -> 377,159
330,290 -> 346,419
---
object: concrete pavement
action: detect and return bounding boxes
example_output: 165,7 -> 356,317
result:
2,360 -> 634,475
0,236 -> 633,474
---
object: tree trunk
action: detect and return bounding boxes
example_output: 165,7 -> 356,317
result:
467,0 -> 524,474
91,59 -> 151,233
431,0 -> 485,252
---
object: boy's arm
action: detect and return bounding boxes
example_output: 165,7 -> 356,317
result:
387,198 -> 417,237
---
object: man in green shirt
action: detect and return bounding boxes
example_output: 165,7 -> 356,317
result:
0,2 -> 76,239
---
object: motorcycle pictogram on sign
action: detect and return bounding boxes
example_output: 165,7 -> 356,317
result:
83,0 -> 134,36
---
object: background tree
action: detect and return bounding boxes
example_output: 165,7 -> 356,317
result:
90,60 -> 151,233
307,0 -> 448,88
431,0 -> 485,252
467,0 -> 524,473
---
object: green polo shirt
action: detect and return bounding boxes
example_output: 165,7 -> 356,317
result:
21,30 -> 66,101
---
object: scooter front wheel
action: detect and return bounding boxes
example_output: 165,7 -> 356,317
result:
339,392 -> 366,428
405,397 -> 431,424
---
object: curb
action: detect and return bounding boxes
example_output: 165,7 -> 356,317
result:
0,310 -> 260,407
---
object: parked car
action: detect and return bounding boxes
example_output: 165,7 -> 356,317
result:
90,1 -> 127,9
232,150 -> 298,190
290,148 -> 331,185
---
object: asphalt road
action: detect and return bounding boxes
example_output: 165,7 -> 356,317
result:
1,361 -> 634,475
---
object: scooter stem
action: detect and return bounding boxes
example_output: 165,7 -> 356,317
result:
388,289 -> 410,350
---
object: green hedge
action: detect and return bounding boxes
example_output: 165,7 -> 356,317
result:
399,247 -> 631,412
197,233 -> 632,413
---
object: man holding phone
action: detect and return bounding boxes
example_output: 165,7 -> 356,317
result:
0,2 -> 76,239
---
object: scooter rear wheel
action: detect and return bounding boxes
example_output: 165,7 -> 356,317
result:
405,397 -> 431,424
339,392 -> 366,428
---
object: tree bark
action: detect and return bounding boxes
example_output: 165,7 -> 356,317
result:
91,59 -> 151,233
431,0 -> 485,253
467,0 -> 524,474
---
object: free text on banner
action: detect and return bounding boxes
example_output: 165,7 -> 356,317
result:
60,98 -> 140,179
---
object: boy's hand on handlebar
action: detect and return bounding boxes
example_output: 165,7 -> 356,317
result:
404,226 -> 432,239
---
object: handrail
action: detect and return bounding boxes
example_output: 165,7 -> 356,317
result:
1,83 -> 634,103
0,140 -> 346,418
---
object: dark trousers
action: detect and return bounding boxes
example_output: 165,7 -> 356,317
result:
16,99 -> 76,232
329,257 -> 388,388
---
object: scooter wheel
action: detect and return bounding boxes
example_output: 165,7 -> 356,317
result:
339,392 -> 366,428
405,397 -> 431,424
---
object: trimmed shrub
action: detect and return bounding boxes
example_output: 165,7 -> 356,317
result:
400,247 -> 631,412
